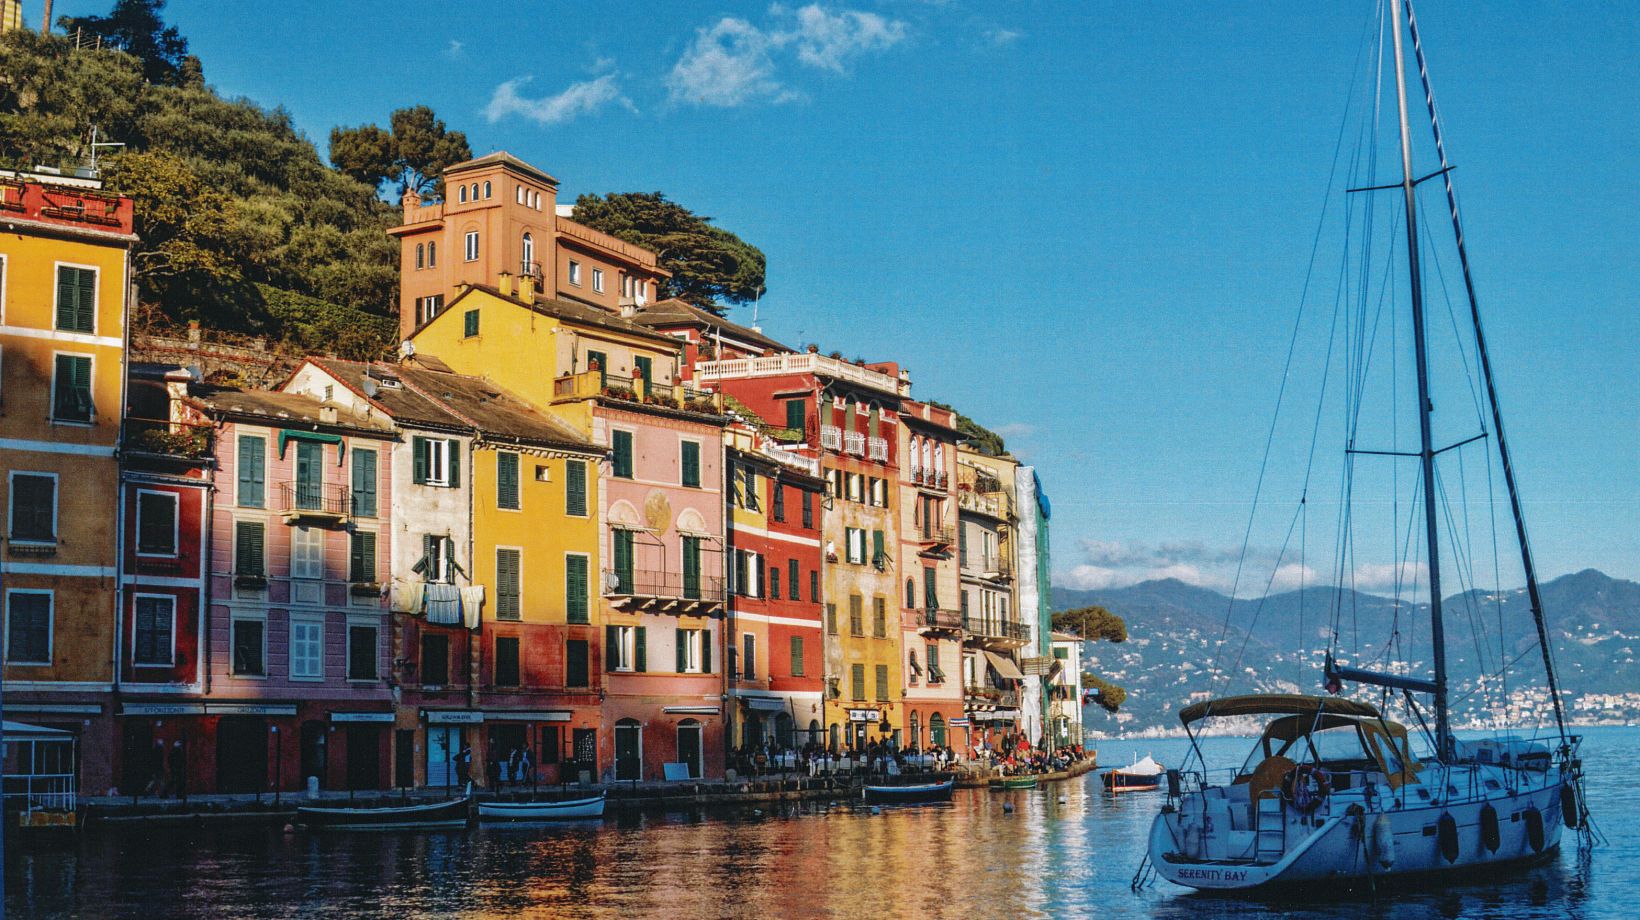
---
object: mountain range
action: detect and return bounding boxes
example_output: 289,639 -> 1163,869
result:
1053,569 -> 1640,735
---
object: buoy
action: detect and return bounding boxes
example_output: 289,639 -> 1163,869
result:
1370,814 -> 1396,868
1560,784 -> 1581,830
1058,796 -> 1068,804
1480,804 -> 1501,853
283,823 -> 296,834
870,806 -> 881,815
1003,801 -> 1015,813
1436,812 -> 1459,864
1524,807 -> 1545,853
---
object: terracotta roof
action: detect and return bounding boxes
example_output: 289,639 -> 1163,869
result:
305,357 -> 596,453
190,387 -> 394,435
444,151 -> 558,187
439,284 -> 682,348
632,299 -> 789,353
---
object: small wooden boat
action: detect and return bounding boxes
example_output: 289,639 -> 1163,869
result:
863,779 -> 954,805
478,792 -> 606,820
991,775 -> 1039,790
1103,754 -> 1164,792
297,795 -> 471,830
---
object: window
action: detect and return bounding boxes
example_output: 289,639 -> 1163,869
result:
349,531 -> 377,584
873,597 -> 887,637
415,294 -> 444,325
464,230 -> 479,261
349,624 -> 378,681
676,627 -> 708,673
849,595 -> 863,636
566,639 -> 589,687
464,308 -> 479,337
613,530 -> 635,593
825,602 -> 838,634
788,560 -> 800,600
959,524 -> 968,567
496,451 -> 520,510
906,578 -> 917,610
9,473 -> 56,543
290,619 -> 323,679
742,633 -> 756,679
291,526 -> 323,581
592,268 -> 605,293
420,535 -> 454,583
733,549 -> 761,598
521,231 -> 534,269
565,461 -> 587,516
412,436 -> 461,487
606,624 -> 644,672
683,537 -> 703,600
790,636 -> 805,676
495,636 -> 520,686
5,591 -> 50,664
634,356 -> 652,389
516,185 -> 525,204
924,566 -> 939,609
872,530 -> 887,569
680,441 -> 700,488
133,595 -> 174,666
876,664 -> 890,701
459,185 -> 468,203
338,450 -> 373,520
565,554 -> 589,623
772,482 -> 785,521
427,241 -> 437,267
810,571 -> 820,603
768,564 -> 779,601
802,490 -> 813,529
496,548 -> 521,620
232,618 -> 264,675
1054,646 -> 1069,661
785,398 -> 806,432
293,440 -> 323,510
483,180 -> 492,199
421,633 -> 449,685
568,260 -> 582,285
234,521 -> 265,577
851,663 -> 865,701
415,243 -> 424,270
927,643 -> 944,683
237,435 -> 265,507
55,266 -> 96,333
586,350 -> 608,388
52,353 -> 93,423
612,430 -> 634,479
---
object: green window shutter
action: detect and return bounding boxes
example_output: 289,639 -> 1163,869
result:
349,532 -> 369,582
53,354 -> 92,421
876,664 -> 889,701
676,627 -> 686,672
868,408 -> 879,441
634,626 -> 647,673
785,399 -> 805,432
236,521 -> 264,576
496,548 -> 520,619
565,460 -> 587,516
924,566 -> 938,609
683,537 -> 701,599
810,572 -> 819,603
701,631 -> 711,674
790,636 -> 804,676
56,266 -> 94,333
238,436 -> 265,507
788,560 -> 800,600
566,641 -> 588,687
497,452 -> 519,510
606,625 -> 620,671
351,449 -> 377,517
612,430 -> 633,478
447,440 -> 461,487
872,530 -> 885,566
634,356 -> 652,387
852,664 -> 865,701
587,350 -> 608,388
768,565 -> 779,600
295,440 -> 321,509
802,490 -> 813,528
566,555 -> 588,624
412,436 -> 428,484
681,441 -> 700,488
613,530 -> 634,591
463,308 -> 479,337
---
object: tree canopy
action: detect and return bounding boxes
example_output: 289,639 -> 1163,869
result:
1051,605 -> 1128,644
329,105 -> 471,200
1081,673 -> 1128,714
58,0 -> 197,86
572,191 -> 766,316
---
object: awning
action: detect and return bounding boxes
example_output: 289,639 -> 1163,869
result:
277,429 -> 344,462
984,650 -> 1026,681
744,698 -> 787,713
663,706 -> 720,715
485,711 -> 573,722
329,712 -> 394,723
3,721 -> 73,740
1178,694 -> 1381,726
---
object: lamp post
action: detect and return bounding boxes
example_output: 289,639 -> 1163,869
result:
270,724 -> 282,806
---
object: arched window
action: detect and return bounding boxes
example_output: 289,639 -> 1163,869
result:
532,190 -> 540,209
516,185 -> 524,204
921,441 -> 932,473
934,443 -> 944,475
415,243 -> 424,270
483,180 -> 491,198
427,241 -> 436,267
808,719 -> 822,746
909,436 -> 921,475
906,578 -> 916,609
458,185 -> 467,203
521,232 -> 534,270
930,713 -> 946,747
829,723 -> 840,753
774,712 -> 794,750
910,712 -> 920,750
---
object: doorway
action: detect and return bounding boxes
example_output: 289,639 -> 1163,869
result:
676,720 -> 702,779
215,717 -> 268,794
614,719 -> 642,781
121,720 -> 155,795
394,730 -> 415,789
345,725 -> 381,791
427,726 -> 461,790
300,720 -> 328,789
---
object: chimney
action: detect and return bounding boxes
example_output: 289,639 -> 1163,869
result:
400,188 -> 422,221
162,368 -> 193,426
320,406 -> 339,424
519,273 -> 536,301
498,271 -> 515,298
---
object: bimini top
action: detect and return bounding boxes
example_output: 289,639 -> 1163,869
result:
1178,694 -> 1381,725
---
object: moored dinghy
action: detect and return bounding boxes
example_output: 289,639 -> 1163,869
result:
478,792 -> 607,820
863,779 -> 955,805
1103,754 -> 1165,792
297,793 -> 473,830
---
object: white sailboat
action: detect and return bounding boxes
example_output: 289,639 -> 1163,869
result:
1141,0 -> 1593,894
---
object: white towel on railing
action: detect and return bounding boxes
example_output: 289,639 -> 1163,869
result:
460,585 -> 485,629
389,580 -> 425,614
425,583 -> 462,625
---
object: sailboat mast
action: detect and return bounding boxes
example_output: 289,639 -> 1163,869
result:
1390,0 -> 1451,760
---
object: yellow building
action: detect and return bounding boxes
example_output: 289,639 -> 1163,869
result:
1,1 -> 25,33
0,169 -> 137,790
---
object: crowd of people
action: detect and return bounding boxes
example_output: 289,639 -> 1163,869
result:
725,736 -> 1091,779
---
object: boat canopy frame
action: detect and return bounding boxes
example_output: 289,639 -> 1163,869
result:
1178,693 -> 1380,725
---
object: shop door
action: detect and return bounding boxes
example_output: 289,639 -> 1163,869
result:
346,725 -> 381,791
676,721 -> 702,779
488,724 -> 528,784
121,720 -> 154,795
614,720 -> 642,781
395,730 -> 415,789
215,717 -> 268,794
427,727 -> 460,789
300,720 -> 328,789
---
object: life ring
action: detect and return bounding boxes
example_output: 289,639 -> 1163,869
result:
1281,764 -> 1333,813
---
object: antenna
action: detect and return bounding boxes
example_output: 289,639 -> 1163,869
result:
87,125 -> 124,172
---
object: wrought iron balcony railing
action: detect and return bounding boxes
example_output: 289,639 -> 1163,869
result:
277,481 -> 350,523
963,617 -> 1030,643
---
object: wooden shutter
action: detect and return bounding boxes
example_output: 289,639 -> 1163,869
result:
566,460 -> 587,516
785,398 -> 805,431
851,664 -> 865,700
566,555 -> 588,623
446,440 -> 461,487
676,627 -> 686,672
566,640 -> 588,687
236,521 -> 264,576
681,441 -> 700,487
238,436 -> 265,507
56,266 -> 94,332
683,537 -> 701,598
607,625 -> 621,671
701,630 -> 711,673
352,449 -> 377,517
613,431 -> 633,478
876,664 -> 889,701
350,531 -> 376,583
497,451 -> 519,509
872,530 -> 885,564
634,626 -> 647,673
496,548 -> 520,619
790,636 -> 804,676
788,560 -> 799,600
412,436 -> 428,484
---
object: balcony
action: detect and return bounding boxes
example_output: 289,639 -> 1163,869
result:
917,525 -> 955,553
551,370 -> 723,415
604,568 -> 725,615
957,488 -> 1012,521
867,436 -> 889,462
964,685 -> 1020,709
917,607 -> 963,635
910,468 -> 949,490
695,352 -> 910,397
963,616 -> 1030,646
121,417 -> 213,460
519,259 -> 542,282
965,555 -> 1013,582
277,481 -> 350,525
843,432 -> 866,457
820,425 -> 843,451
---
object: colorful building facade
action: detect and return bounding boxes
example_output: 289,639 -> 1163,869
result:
897,400 -> 963,752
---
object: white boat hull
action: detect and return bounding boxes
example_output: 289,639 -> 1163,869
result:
477,795 -> 606,820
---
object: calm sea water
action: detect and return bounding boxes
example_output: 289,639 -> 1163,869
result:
6,726 -> 1634,919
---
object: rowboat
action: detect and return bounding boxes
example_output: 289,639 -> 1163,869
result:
1103,754 -> 1165,792
990,775 -> 1038,790
296,795 -> 471,830
863,779 -> 954,805
478,792 -> 606,820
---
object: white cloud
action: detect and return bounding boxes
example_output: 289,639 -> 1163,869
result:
444,39 -> 464,59
484,74 -> 635,126
667,4 -> 908,108
992,422 -> 1035,438
1350,562 -> 1430,594
984,27 -> 1023,47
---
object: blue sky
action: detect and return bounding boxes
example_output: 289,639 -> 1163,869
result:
50,1 -> 1638,593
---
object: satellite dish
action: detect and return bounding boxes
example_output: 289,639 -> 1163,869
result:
399,340 -> 416,358
361,376 -> 380,398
